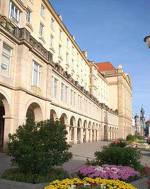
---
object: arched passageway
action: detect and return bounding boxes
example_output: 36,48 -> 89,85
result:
77,118 -> 82,143
70,116 -> 75,143
0,93 -> 9,151
26,102 -> 43,122
50,109 -> 57,123
83,120 -> 87,143
60,113 -> 68,126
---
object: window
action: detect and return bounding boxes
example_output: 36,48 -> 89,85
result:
70,89 -> 73,105
73,92 -> 76,107
58,45 -> 62,57
65,86 -> 68,103
66,38 -> 69,48
66,52 -> 69,64
72,46 -> 74,55
51,17 -> 54,30
0,43 -> 12,76
53,78 -> 58,98
39,23 -> 44,37
26,8 -> 31,23
59,29 -> 62,40
32,61 -> 41,86
9,1 -> 20,22
40,4 -> 45,17
61,83 -> 64,101
50,35 -> 54,49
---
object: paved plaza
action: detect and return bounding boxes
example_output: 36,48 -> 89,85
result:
0,141 -> 150,189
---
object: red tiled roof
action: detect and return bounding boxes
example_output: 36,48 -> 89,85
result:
96,62 -> 116,72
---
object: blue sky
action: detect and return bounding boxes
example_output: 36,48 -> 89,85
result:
50,0 -> 150,119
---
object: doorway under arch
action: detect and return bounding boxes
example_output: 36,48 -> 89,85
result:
26,102 -> 43,122
0,93 -> 9,151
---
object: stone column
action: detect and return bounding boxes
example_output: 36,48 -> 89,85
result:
74,127 -> 77,144
80,128 -> 83,143
3,116 -> 14,150
66,126 -> 70,143
94,130 -> 96,141
89,129 -> 92,142
86,129 -> 89,142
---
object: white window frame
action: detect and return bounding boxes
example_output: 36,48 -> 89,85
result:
32,60 -> 41,86
61,82 -> 64,101
39,22 -> 44,37
50,34 -> 54,49
9,1 -> 20,23
0,43 -> 12,77
65,85 -> 68,103
26,8 -> 32,23
53,77 -> 58,98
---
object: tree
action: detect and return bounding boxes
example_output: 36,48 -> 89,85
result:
7,118 -> 72,182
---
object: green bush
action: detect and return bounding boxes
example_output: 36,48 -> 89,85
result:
109,138 -> 127,148
7,118 -> 72,183
136,135 -> 144,140
95,146 -> 142,170
1,168 -> 69,183
126,134 -> 136,142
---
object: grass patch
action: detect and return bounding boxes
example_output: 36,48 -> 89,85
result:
1,168 -> 69,184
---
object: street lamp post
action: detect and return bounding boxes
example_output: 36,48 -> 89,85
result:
144,35 -> 150,48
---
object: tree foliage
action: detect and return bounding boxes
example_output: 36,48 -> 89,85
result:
7,118 -> 72,182
95,146 -> 141,170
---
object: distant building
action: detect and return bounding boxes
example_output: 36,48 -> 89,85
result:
0,0 -> 132,151
134,107 -> 146,136
145,120 -> 150,137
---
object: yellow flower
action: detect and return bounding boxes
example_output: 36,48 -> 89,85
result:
44,177 -> 137,189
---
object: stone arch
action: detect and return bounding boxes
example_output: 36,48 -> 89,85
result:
26,102 -> 43,122
88,121 -> 91,142
77,118 -> 82,143
60,113 -> 68,126
83,120 -> 87,143
70,116 -> 76,142
92,122 -> 95,141
50,109 -> 57,122
95,123 -> 98,141
0,92 -> 10,151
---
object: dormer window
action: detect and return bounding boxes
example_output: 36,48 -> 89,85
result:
9,1 -> 20,23
40,4 -> 45,17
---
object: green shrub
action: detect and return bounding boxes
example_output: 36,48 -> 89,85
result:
95,146 -> 142,170
109,138 -> 127,148
136,135 -> 144,140
1,168 -> 69,183
126,134 -> 136,142
7,118 -> 72,183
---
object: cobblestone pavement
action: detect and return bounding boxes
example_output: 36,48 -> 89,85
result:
63,141 -> 109,174
0,141 -> 150,189
0,153 -> 11,176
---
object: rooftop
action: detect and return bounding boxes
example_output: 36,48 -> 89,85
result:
96,62 -> 116,72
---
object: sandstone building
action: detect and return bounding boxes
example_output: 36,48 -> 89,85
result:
0,0 -> 132,151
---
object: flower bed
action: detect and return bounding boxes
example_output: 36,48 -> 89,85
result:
78,165 -> 140,181
45,177 -> 137,189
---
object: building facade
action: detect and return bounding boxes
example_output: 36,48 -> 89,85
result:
0,0 -> 132,151
133,107 -> 146,136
